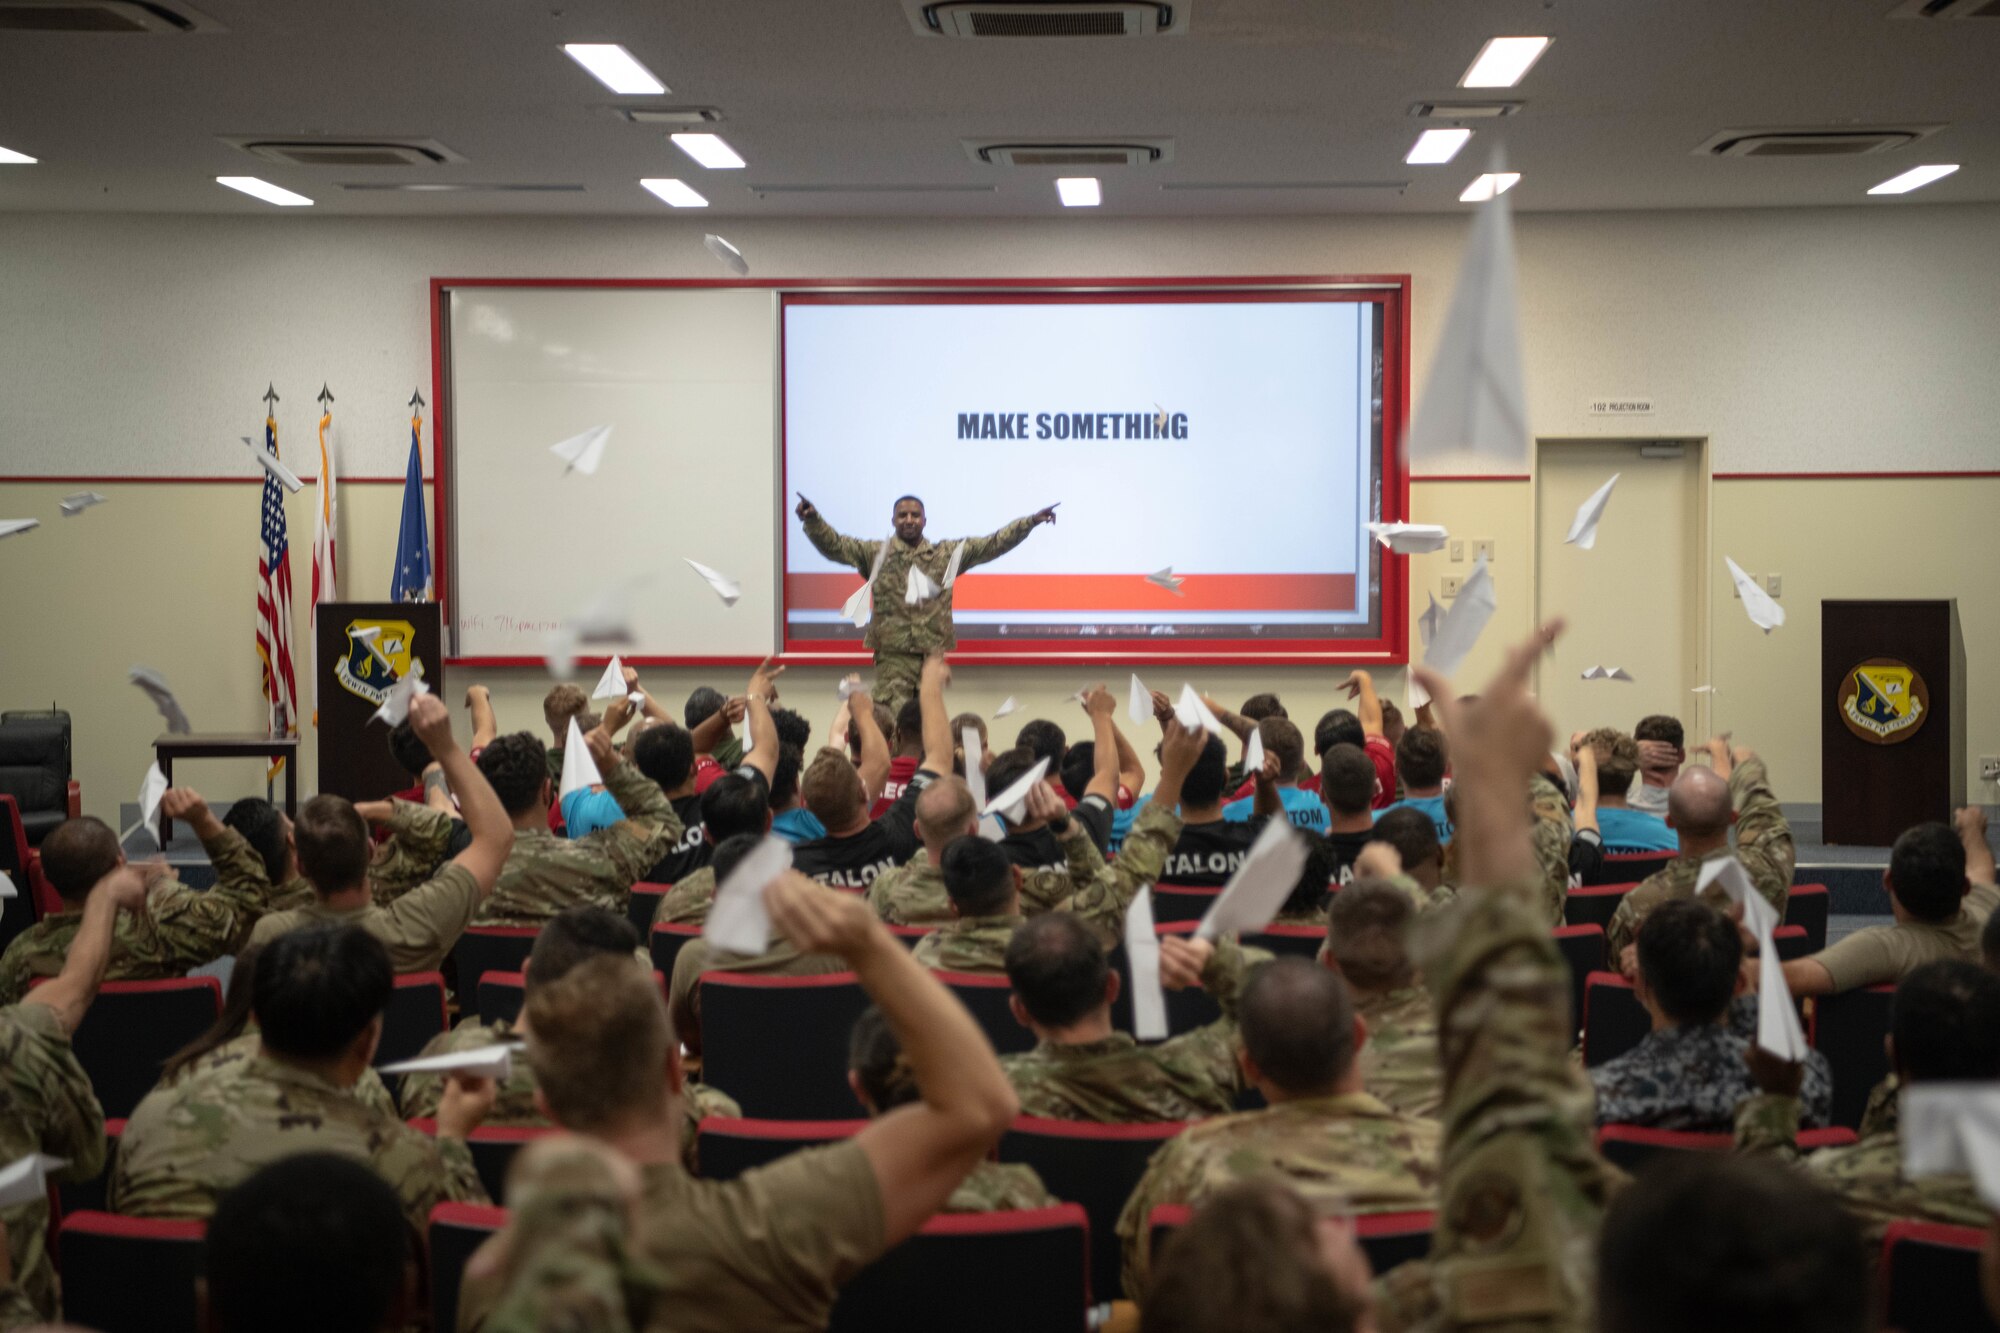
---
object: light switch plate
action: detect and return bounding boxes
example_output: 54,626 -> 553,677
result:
1448,539 -> 1465,562
1765,573 -> 1782,597
1472,538 -> 1495,563
1441,575 -> 1463,599
1982,756 -> 2000,782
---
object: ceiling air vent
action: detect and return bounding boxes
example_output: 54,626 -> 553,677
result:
611,107 -> 724,125
964,138 -> 1173,167
0,0 -> 220,31
1888,0 -> 2000,17
224,137 -> 467,168
1409,100 -> 1522,120
1694,126 -> 1940,157
906,1 -> 1186,37
341,183 -> 586,194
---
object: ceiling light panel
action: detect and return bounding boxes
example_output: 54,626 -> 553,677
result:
670,133 -> 745,169
216,176 -> 312,206
1459,172 -> 1520,202
1405,128 -> 1471,164
640,177 -> 708,207
564,44 -> 667,95
1460,36 -> 1550,88
1056,176 -> 1101,206
1867,163 -> 1959,194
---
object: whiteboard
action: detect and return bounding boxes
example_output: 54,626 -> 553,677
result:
444,286 -> 779,661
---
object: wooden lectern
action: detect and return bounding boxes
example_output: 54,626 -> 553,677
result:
314,602 -> 445,802
1821,599 -> 1964,846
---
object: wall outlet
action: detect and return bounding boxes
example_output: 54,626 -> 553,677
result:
1448,539 -> 1465,562
1766,573 -> 1782,597
1441,575 -> 1463,599
1982,756 -> 2000,782
1472,538 -> 1495,563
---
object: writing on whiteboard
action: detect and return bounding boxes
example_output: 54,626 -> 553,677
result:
458,613 -> 570,637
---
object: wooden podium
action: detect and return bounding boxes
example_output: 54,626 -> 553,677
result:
314,602 -> 445,802
1821,599 -> 1964,846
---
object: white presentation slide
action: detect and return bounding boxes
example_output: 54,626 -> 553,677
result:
783,296 -> 1384,647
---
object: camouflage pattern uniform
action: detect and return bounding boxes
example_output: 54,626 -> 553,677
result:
109,1050 -> 489,1233
948,1160 -> 1055,1212
1530,776 -> 1576,928
866,849 -> 952,926
654,865 -> 717,928
911,800 -> 1182,973
0,1002 -> 105,1323
802,510 -> 1038,711
1001,938 -> 1261,1121
1605,757 -> 1793,959
176,1029 -> 399,1119
477,759 -> 679,927
368,798 -> 461,904
247,862 -> 484,974
1735,1090 -> 1984,1245
1355,984 -> 1443,1120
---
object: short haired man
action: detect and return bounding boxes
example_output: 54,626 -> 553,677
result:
683,683 -> 748,789
1605,735 -> 1793,963
1592,899 -> 1832,1129
1141,1179 -> 1371,1333
865,695 -> 926,819
460,868 -> 1022,1332
1317,744 -> 1381,889
1161,735 -> 1282,887
866,775 -> 978,926
793,663 -> 951,891
1221,717 -> 1328,835
1629,714 -> 1686,815
111,924 -> 495,1229
1325,880 -> 1442,1118
766,743 -> 826,844
1577,727 -> 1678,855
246,694 -> 513,972
1366,806 -> 1451,911
1375,726 -> 1451,844
1000,915 -> 1261,1121
209,787 -> 459,915
1115,956 -> 1442,1297
1333,670 -> 1399,810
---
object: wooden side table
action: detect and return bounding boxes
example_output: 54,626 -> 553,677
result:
154,734 -> 300,844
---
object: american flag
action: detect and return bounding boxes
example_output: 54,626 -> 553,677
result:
256,415 -> 300,750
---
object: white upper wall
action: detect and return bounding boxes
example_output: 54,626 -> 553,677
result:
1,203 -> 1996,478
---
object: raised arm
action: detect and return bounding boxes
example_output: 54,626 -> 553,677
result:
848,685 -> 891,804
797,495 -> 878,574
1198,694 -> 1257,745
1959,807 -> 1997,888
689,697 -> 740,759
1108,712 -> 1145,798
955,507 -> 1054,571
740,658 -> 785,786
766,874 -> 1017,1245
918,656 -> 954,776
23,866 -> 148,1034
1250,747 -> 1283,819
1728,748 -> 1794,913
1082,686 -> 1121,804
1343,670 -> 1386,739
465,683 -> 499,751
1574,743 -> 1600,835
410,693 -> 513,894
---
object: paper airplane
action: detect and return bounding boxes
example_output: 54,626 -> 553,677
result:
1196,819 -> 1310,941
1422,555 -> 1496,678
370,660 -> 430,726
1580,666 -> 1635,682
1128,673 -> 1152,726
842,537 -> 895,628
379,1044 -> 516,1081
241,436 -> 304,493
1366,522 -> 1450,555
1124,888 -> 1168,1042
705,837 -> 793,956
1243,726 -> 1266,776
1692,684 -> 1718,694
130,666 -> 192,735
0,519 -> 38,540
1903,1087 -> 2000,1210
0,871 -> 16,899
1564,474 -> 1620,551
703,233 -> 749,276
1724,557 -> 1785,634
837,676 -> 865,701
960,725 -> 1005,841
1408,674 -> 1432,711
592,657 -> 629,701
1154,403 -> 1169,432
563,579 -> 644,663
558,717 -> 602,800
545,630 -> 578,680
994,696 -> 1019,719
1696,857 -> 1808,1061
137,762 -> 168,846
983,756 -> 1050,824
905,566 -> 940,606
685,558 -> 741,607
1403,159 -> 1528,465
628,691 -> 646,707
1174,684 -> 1228,739
1146,566 -> 1185,596
941,540 -> 967,589
0,1154 -> 69,1209
549,424 -> 612,477
59,491 -> 107,517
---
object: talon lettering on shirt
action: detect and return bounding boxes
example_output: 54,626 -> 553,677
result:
807,860 -> 894,890
956,412 -> 1189,441
1164,850 -> 1250,880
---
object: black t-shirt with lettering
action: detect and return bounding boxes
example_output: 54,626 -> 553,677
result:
1327,828 -> 1374,889
1161,815 -> 1271,887
792,769 -> 935,891
1000,824 -> 1069,879
643,793 -> 712,885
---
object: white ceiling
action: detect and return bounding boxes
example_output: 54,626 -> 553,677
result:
0,0 -> 1995,217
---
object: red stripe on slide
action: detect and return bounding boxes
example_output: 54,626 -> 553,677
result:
786,572 -> 1355,613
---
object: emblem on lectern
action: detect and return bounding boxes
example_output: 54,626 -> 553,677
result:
1838,658 -> 1928,745
335,619 -> 417,706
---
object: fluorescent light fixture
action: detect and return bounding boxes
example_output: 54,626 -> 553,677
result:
1459,172 -> 1520,202
0,145 -> 36,165
563,43 -> 667,96
1056,176 -> 1101,207
1867,163 -> 1958,195
1460,36 -> 1551,88
670,133 -> 745,169
215,176 -> 314,207
1406,128 -> 1472,165
640,177 -> 708,207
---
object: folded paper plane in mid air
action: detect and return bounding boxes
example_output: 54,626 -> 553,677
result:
1366,523 -> 1450,555
1564,474 -> 1620,550
685,558 -> 741,607
549,424 -> 612,476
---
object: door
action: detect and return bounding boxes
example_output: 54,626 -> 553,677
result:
1534,439 -> 1708,749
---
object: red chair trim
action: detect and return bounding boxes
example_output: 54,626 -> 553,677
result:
102,977 -> 225,1004
934,971 -> 1013,990
1596,1125 -> 1729,1151
1355,1209 -> 1437,1236
1567,883 -> 1639,899
478,971 -> 527,989
1773,925 -> 1806,940
406,1118 -> 439,1134
699,1117 -> 867,1140
1552,925 -> 1607,940
651,922 -> 704,939
1154,921 -> 1198,937
700,971 -> 861,990
393,971 -> 450,1029
1008,1115 -> 1188,1141
1882,1219 -> 1985,1251
1148,1203 -> 1193,1229
58,1210 -> 205,1240
461,926 -> 540,939
915,1202 -> 1088,1235
468,1125 -> 559,1145
1799,1128 -> 1859,1149
430,1201 -> 509,1230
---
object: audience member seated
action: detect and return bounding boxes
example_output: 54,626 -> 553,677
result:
767,743 -> 826,845
1325,878 -> 1442,1118
792,675 -> 939,890
1160,733 -> 1281,887
1374,726 -> 1451,843
1365,806 -> 1455,913
1576,727 -> 1677,855
651,765 -> 779,927
1141,1179 -> 1373,1333
866,776 -> 978,926
1270,831 -> 1338,926
1628,714 -> 1686,815
1223,717 -> 1329,834
540,682 -> 593,786
1059,695 -> 1146,855
1317,745 -> 1385,888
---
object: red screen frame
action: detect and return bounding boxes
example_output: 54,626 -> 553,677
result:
431,275 -> 1410,668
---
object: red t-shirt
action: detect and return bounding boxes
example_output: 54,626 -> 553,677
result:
1239,737 -> 1393,809
692,756 -> 727,794
868,755 -> 922,820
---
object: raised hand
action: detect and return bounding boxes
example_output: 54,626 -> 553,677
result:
1157,935 -> 1214,991
795,494 -> 819,522
1031,503 -> 1059,526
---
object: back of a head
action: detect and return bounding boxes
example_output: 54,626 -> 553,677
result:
1583,727 -> 1641,791
847,704 -> 896,765
165,943 -> 265,1083
253,926 -> 393,1062
526,906 -> 640,993
984,747 -> 1042,820
1059,741 -> 1097,803
1240,957 -> 1356,1097
1367,807 -> 1440,875
1634,899 -> 1741,1027
1394,726 -> 1447,790
1889,821 -> 1968,922
941,834 -> 1014,917
769,744 -> 804,811
525,953 -> 672,1133
702,771 -> 772,841
771,706 -> 813,752
1141,1179 -> 1362,1333
848,1005 -> 921,1113
1666,766 -> 1733,839
1179,735 -> 1230,808
892,697 -> 925,756
39,816 -> 121,904
1325,881 -> 1414,992
1261,717 -> 1307,784
386,719 -> 431,782
1893,959 -> 2000,1083
476,732 -> 550,817
222,798 -> 290,886
800,747 -> 866,828
1016,718 -> 1067,770
708,832 -> 761,886
1634,714 -> 1685,749
1279,832 -> 1337,919
543,683 -> 590,737
1597,1152 -> 1868,1333
294,795 -> 371,895
683,685 -> 727,731
1318,744 -> 1376,818
1004,911 -> 1109,1029
1240,693 -> 1288,724
915,776 -> 977,844
207,1153 -> 411,1333
1314,708 -> 1363,757
631,724 -> 696,792
951,712 -> 987,762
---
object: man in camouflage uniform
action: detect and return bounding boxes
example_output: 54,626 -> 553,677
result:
110,924 -> 494,1233
1002,919 -> 1262,1121
796,492 -> 1056,711
200,791 -> 458,925
1,861 -> 146,1322
867,776 -> 980,926
1325,879 -> 1442,1119
1605,740 -> 1793,962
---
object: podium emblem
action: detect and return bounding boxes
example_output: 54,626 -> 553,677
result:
1839,658 -> 1928,745
335,618 -> 417,707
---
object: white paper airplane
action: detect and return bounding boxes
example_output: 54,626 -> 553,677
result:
1564,474 -> 1620,550
1724,557 -> 1785,634
905,566 -> 940,606
1580,666 -> 1635,682
1124,888 -> 1168,1042
1692,684 -> 1718,694
1417,594 -> 1444,652
379,1045 -> 516,1081
1196,819 -> 1310,941
1422,555 -> 1497,678
983,756 -> 1051,824
549,424 -> 612,476
843,536 -> 895,628
240,436 -> 304,493
59,491 -> 107,517
1403,162 -> 1529,465
941,540 -> 967,589
0,871 -> 16,900
684,558 -> 741,607
0,1154 -> 70,1209
558,717 -> 601,800
1696,856 -> 1808,1061
130,666 -> 192,735
960,725 -> 1004,841
592,656 -> 629,701
1174,684 -> 1228,739
137,762 -> 168,847
703,233 -> 749,276
544,629 -> 578,680
1128,673 -> 1152,726
0,519 -> 38,540
1903,1087 -> 2000,1210
371,660 -> 430,726
706,836 -> 794,956
1146,566 -> 1185,596
1243,726 -> 1266,776
993,696 -> 1019,719
1366,522 -> 1450,555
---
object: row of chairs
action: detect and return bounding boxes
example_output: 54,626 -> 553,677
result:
1563,880 -> 1831,950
